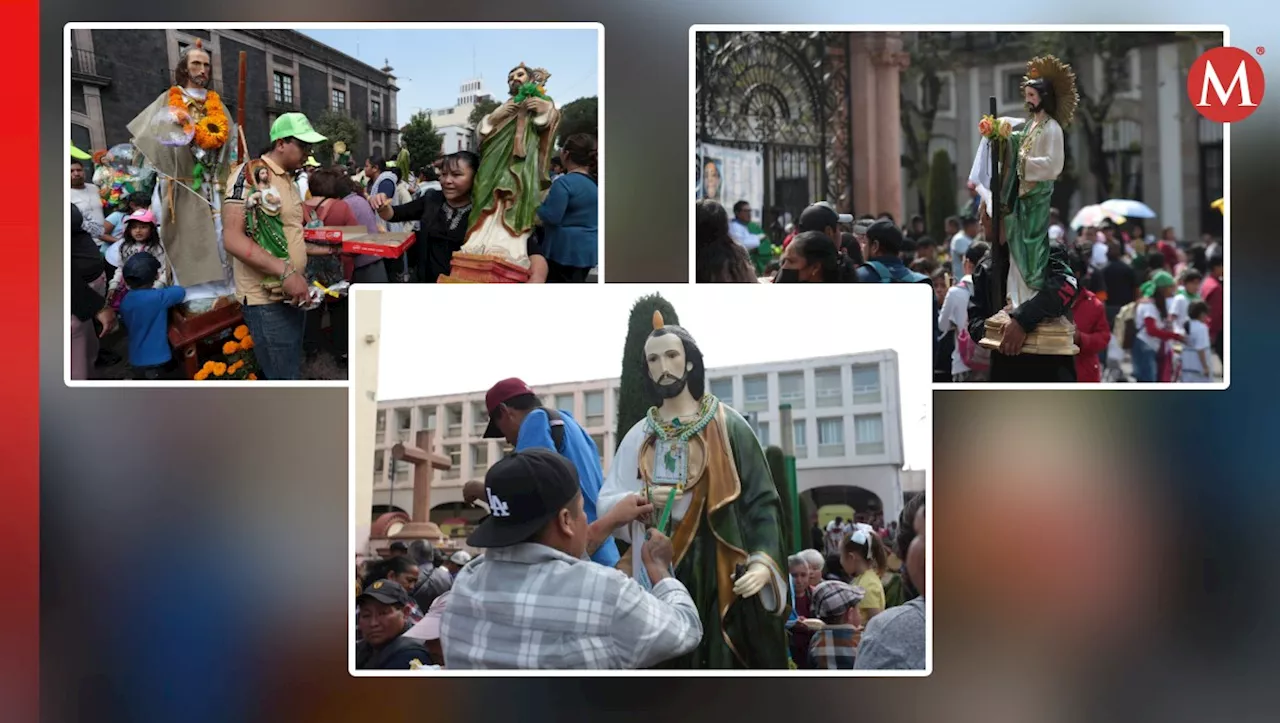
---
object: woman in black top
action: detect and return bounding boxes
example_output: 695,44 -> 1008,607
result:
368,151 -> 547,283
69,204 -> 116,379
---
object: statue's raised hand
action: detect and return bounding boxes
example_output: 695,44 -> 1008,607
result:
522,97 -> 553,116
649,484 -> 684,509
732,562 -> 771,599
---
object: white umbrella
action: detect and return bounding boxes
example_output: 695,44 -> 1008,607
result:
1070,204 -> 1126,229
1101,199 -> 1157,219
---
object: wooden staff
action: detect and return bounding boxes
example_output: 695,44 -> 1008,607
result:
989,96 -> 1000,246
237,51 -> 248,160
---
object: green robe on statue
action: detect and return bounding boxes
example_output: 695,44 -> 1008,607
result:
601,401 -> 790,669
466,100 -> 559,239
996,115 -> 1065,305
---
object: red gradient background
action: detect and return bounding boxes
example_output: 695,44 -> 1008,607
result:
2,0 -> 38,720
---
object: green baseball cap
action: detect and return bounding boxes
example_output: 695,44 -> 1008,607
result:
269,113 -> 327,144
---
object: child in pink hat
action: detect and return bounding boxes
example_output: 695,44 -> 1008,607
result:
106,208 -> 171,308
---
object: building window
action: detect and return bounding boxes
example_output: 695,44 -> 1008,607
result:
552,394 -> 574,415
394,409 -> 412,443
743,375 -> 768,412
445,404 -> 463,438
443,445 -> 462,479
814,368 -> 842,408
757,421 -> 770,448
917,70 -> 955,117
817,417 -> 845,457
373,450 -> 384,475
585,391 -> 605,428
613,388 -> 620,427
371,98 -> 381,124
709,378 -> 734,406
1199,129 -> 1224,237
779,372 -> 805,409
418,407 -> 436,433
376,410 -> 386,437
851,364 -> 880,405
854,414 -> 885,456
590,433 -> 606,466
273,71 -> 293,105
792,420 -> 807,458
470,443 -> 489,472
1003,69 -> 1023,106
471,401 -> 489,435
332,88 -> 347,112
1102,119 -> 1143,200
392,458 -> 412,483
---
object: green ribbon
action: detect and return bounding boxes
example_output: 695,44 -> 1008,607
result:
192,161 -> 205,192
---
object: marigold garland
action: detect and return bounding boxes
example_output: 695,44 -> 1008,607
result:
168,86 -> 230,151
233,325 -> 250,340
223,341 -> 240,355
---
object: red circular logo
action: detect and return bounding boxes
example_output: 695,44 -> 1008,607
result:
1188,46 -> 1266,123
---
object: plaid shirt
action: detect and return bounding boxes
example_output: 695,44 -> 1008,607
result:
808,624 -> 859,670
440,543 -> 702,669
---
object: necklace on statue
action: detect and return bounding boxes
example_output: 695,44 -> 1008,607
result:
644,394 -> 719,534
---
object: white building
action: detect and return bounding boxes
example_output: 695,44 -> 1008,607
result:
418,77 -> 492,155
372,350 -> 909,528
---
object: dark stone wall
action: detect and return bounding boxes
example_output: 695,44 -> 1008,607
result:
92,29 -> 170,148
218,37 -> 269,155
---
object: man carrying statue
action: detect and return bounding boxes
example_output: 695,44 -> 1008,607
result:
598,312 -> 789,668
968,55 -> 1081,383
127,39 -> 239,299
443,63 -> 561,283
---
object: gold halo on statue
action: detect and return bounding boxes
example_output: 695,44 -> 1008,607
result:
1023,55 -> 1079,128
653,311 -> 665,330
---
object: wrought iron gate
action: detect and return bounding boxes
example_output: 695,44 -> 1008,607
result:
696,31 -> 836,235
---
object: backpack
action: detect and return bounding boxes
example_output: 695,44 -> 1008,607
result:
543,408 -> 567,453
861,260 -> 931,285
1115,301 -> 1139,351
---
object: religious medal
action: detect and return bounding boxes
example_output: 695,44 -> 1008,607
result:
652,438 -> 688,487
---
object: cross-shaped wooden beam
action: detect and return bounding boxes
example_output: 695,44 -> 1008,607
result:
391,430 -> 452,524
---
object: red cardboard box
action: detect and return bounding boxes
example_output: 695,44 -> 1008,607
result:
304,226 -> 416,258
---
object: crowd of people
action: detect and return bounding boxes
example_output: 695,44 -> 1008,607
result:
69,129 -> 600,381
353,375 -> 927,670
695,194 -> 1224,385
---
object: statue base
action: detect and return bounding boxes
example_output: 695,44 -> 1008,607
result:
979,311 -> 1079,356
440,252 -> 531,283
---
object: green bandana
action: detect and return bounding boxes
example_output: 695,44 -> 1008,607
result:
1140,270 -> 1175,299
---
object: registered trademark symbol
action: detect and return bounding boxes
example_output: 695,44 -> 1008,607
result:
1257,46 -> 1266,55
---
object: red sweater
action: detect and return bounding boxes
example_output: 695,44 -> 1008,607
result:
1200,275 -> 1224,341
1072,289 -> 1110,382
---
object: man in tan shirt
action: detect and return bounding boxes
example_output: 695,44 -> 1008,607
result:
222,113 -> 325,380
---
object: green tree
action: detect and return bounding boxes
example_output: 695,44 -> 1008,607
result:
556,96 -> 598,146
312,110 -> 361,167
399,111 -> 442,175
899,32 -> 955,212
765,445 -> 796,557
615,294 -> 680,450
469,98 -> 501,128
925,148 -> 956,243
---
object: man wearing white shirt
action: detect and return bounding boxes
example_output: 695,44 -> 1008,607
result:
948,216 -> 975,282
728,200 -> 760,251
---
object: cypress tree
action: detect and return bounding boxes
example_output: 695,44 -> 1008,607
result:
926,148 -> 956,245
615,293 -> 680,450
765,445 -> 795,556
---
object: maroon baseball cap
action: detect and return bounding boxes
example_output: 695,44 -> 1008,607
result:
483,378 -> 535,438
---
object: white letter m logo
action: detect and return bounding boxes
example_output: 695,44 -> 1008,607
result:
1199,59 -> 1257,107
487,489 -> 511,517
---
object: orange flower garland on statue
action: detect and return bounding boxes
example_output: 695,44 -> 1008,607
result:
168,86 -> 230,151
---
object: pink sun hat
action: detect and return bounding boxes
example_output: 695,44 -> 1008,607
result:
124,208 -> 157,225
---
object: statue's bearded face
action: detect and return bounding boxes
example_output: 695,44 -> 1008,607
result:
184,49 -> 211,88
644,333 -> 692,400
508,66 -> 530,94
1024,84 -> 1043,113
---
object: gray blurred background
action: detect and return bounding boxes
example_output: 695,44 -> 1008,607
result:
42,3 -> 1279,722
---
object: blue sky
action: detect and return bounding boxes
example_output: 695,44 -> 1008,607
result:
300,28 -> 599,125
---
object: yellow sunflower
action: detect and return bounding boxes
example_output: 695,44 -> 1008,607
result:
194,115 -> 229,151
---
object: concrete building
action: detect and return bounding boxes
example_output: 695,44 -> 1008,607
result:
904,31 -> 1225,240
418,77 -> 493,154
69,28 -> 400,163
371,350 -> 910,529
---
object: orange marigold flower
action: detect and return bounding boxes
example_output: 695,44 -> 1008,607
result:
194,369 -> 209,381
223,341 -> 239,355
213,362 -> 227,376
233,325 -> 250,340
240,337 -> 255,350
248,373 -> 258,380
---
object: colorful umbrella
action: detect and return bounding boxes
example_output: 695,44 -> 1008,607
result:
1070,204 -> 1126,229
1101,198 -> 1157,219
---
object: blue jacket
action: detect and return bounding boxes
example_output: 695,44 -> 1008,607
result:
515,409 -> 619,567
536,173 -> 598,268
